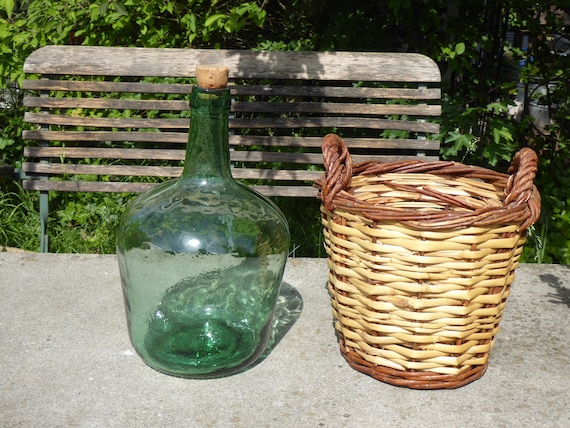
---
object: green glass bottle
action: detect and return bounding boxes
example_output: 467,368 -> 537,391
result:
116,66 -> 290,378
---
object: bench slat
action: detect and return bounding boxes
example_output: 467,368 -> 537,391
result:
23,79 -> 440,100
24,112 -> 188,129
24,112 -> 439,133
232,102 -> 441,116
228,136 -> 437,150
229,117 -> 440,132
23,79 -> 194,94
22,163 -> 323,181
23,97 -> 190,111
22,179 -> 318,197
24,146 -> 436,164
23,163 -> 183,177
232,85 -> 441,99
24,47 -> 441,82
22,130 -> 440,150
24,146 -> 184,161
23,96 -> 440,117
23,130 -> 188,143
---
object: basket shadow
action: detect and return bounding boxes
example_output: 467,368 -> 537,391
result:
540,273 -> 570,309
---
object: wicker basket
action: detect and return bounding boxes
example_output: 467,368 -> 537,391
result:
314,134 -> 541,389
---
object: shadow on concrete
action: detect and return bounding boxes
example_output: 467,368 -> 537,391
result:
257,281 -> 304,363
540,273 -> 570,309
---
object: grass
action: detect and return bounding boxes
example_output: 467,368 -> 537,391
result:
0,181 -> 125,253
0,182 -> 41,251
272,196 -> 326,258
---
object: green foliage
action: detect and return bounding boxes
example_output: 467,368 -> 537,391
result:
2,0 -> 14,17
49,192 -> 127,253
523,146 -> 570,264
0,0 -> 267,87
1,0 -> 569,262
272,197 -> 325,258
0,182 -> 40,250
0,181 -> 127,253
0,84 -> 24,165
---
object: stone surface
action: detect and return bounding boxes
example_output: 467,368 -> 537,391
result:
0,253 -> 569,427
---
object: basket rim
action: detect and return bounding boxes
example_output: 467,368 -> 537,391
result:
315,134 -> 541,231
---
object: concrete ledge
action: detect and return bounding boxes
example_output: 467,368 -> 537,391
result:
0,253 -> 569,427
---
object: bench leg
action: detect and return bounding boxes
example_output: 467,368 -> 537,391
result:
39,191 -> 49,252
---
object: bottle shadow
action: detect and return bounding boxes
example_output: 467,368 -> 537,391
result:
252,281 -> 304,367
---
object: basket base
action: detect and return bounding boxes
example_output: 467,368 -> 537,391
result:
341,347 -> 488,390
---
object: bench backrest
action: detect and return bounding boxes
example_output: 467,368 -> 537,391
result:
22,46 -> 441,198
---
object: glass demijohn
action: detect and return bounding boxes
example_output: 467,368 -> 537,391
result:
116,66 -> 290,378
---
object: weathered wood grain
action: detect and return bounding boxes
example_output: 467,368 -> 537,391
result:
24,96 -> 440,117
23,146 -> 433,165
21,179 -> 319,197
24,47 -> 441,82
22,131 -> 439,150
22,47 -> 441,198
24,112 -> 439,133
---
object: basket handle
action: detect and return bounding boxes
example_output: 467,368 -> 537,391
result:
319,133 -> 540,230
504,147 -> 541,229
320,134 -> 353,211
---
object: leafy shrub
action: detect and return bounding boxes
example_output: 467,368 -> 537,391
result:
1,0 -> 267,85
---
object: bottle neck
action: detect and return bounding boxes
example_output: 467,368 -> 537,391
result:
181,86 -> 231,179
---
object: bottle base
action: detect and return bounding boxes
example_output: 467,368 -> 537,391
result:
142,316 -> 270,378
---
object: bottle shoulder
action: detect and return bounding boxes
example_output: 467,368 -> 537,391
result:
117,177 -> 290,255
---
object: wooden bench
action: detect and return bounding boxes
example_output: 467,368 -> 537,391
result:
21,46 -> 441,251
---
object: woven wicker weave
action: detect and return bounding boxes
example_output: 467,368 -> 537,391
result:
315,134 -> 541,389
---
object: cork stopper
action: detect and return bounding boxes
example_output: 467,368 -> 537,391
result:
196,65 -> 229,89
